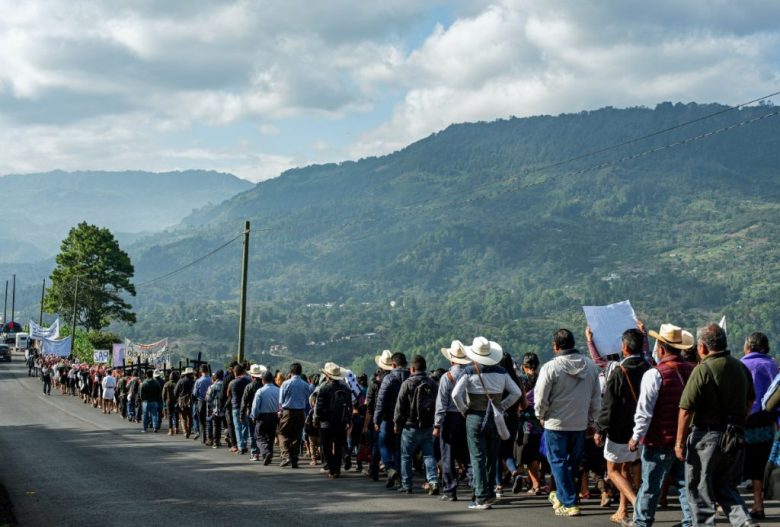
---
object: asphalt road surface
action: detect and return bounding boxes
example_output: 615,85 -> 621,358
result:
1,355 -> 778,526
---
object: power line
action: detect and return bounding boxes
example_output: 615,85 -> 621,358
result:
135,230 -> 246,288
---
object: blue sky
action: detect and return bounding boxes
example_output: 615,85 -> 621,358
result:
1,0 -> 778,182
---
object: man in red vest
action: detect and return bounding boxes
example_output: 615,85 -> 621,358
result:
622,324 -> 695,527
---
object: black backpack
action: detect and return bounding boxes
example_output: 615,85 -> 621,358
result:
329,384 -> 352,425
411,378 -> 437,428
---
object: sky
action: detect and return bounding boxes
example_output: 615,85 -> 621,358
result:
1,0 -> 779,182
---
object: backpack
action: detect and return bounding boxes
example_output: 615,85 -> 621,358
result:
329,384 -> 352,425
411,378 -> 437,428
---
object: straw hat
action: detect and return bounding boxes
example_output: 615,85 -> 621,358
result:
153,370 -> 162,378
182,367 -> 195,375
648,324 -> 695,350
464,336 -> 503,366
249,364 -> 268,378
374,350 -> 394,371
321,362 -> 344,380
440,340 -> 470,365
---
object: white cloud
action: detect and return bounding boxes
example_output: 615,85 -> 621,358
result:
0,0 -> 779,179
351,0 -> 780,157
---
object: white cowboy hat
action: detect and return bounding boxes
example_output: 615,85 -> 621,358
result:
249,364 -> 268,378
648,324 -> 695,350
374,350 -> 394,371
182,367 -> 195,375
464,336 -> 503,366
153,370 -> 162,378
440,340 -> 470,365
321,362 -> 344,380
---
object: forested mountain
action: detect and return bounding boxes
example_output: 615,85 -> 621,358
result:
10,102 -> 780,374
0,170 -> 252,261
114,101 -> 780,373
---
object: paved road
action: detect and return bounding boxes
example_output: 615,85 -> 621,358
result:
0,356 -> 777,526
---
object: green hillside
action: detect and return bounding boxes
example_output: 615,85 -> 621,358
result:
27,102 -> 780,373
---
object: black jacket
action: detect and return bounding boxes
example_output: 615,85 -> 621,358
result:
596,355 -> 650,443
394,372 -> 436,429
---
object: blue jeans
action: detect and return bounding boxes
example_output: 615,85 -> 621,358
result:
142,401 -> 160,431
378,421 -> 400,474
634,445 -> 691,527
167,406 -> 178,430
400,426 -> 438,490
465,412 -> 500,503
544,429 -> 585,508
192,404 -> 200,433
233,408 -> 248,450
685,429 -> 751,527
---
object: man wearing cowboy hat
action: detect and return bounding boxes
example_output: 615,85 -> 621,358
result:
434,340 -> 471,501
452,337 -> 522,510
315,362 -> 353,479
362,351 -> 392,481
251,370 -> 280,465
374,352 -> 410,489
534,328 -> 601,517
244,364 -> 267,461
623,324 -> 695,527
676,323 -> 757,527
174,367 -> 196,438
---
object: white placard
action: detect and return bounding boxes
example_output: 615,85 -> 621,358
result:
583,300 -> 638,357
93,349 -> 109,363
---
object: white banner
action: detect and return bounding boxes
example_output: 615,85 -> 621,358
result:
112,343 -> 125,366
93,349 -> 109,363
125,338 -> 169,366
42,336 -> 72,357
29,319 -> 60,340
583,300 -> 638,357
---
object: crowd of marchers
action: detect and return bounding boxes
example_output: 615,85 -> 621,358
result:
25,321 -> 780,526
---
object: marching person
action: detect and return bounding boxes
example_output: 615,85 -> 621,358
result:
434,341 -> 471,501
174,367 -> 195,438
373,351 -> 409,489
534,329 -> 601,517
740,332 -> 778,520
277,363 -> 310,468
314,362 -> 353,479
625,323 -> 695,527
140,369 -> 162,433
452,337 -> 522,510
594,328 -> 650,523
251,370 -> 280,465
193,365 -> 212,444
394,354 -> 439,495
675,323 -> 757,527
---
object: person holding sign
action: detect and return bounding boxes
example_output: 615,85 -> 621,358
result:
593,329 -> 651,524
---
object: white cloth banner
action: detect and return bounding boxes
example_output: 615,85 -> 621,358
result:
29,319 -> 60,340
93,349 -> 109,363
42,336 -> 72,357
583,300 -> 638,358
125,338 -> 169,366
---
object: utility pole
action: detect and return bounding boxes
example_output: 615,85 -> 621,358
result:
237,220 -> 250,363
10,274 -> 15,324
39,279 -> 46,325
70,278 -> 79,354
2,280 -> 6,326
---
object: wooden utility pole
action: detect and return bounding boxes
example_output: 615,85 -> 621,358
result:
39,279 -> 46,325
237,220 -> 250,363
10,274 -> 15,324
2,280 -> 6,326
70,278 -> 79,354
